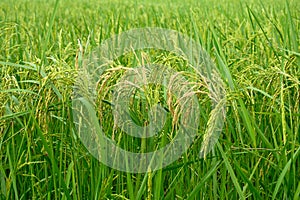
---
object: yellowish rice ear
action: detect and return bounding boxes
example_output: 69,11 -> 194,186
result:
75,39 -> 84,70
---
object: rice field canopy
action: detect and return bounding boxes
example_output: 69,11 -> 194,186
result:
0,0 -> 299,199
0,0 -> 299,60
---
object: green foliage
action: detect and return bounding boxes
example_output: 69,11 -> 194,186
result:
0,0 -> 299,199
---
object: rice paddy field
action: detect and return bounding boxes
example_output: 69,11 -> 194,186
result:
0,0 -> 300,199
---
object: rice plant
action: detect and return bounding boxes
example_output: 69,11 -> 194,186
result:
0,0 -> 299,199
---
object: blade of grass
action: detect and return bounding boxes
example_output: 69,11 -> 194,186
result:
272,146 -> 300,200
217,143 -> 245,200
187,160 -> 221,200
28,109 -> 71,199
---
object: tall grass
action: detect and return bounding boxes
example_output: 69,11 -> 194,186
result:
0,0 -> 299,199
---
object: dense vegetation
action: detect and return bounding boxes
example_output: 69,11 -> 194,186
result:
0,0 -> 299,199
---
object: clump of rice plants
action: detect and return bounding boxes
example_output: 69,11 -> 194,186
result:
0,0 -> 299,199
